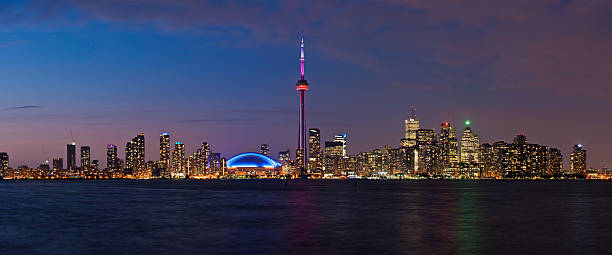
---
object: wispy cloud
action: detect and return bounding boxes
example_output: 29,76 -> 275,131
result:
0,40 -> 28,48
4,105 -> 43,111
175,118 -> 252,123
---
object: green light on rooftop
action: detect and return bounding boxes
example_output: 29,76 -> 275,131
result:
465,120 -> 471,125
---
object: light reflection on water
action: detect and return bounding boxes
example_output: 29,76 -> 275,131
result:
0,180 -> 611,254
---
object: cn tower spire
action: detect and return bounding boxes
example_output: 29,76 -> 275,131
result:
300,36 -> 305,80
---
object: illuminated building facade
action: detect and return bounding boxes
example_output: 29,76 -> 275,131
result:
416,129 -> 439,174
308,128 -> 322,173
0,152 -> 8,177
570,144 -> 587,174
201,142 -> 210,174
460,120 -> 480,177
548,148 -> 563,175
324,140 -> 343,175
403,110 -> 420,148
160,132 -> 171,171
172,142 -> 185,177
80,146 -> 91,170
67,142 -> 76,170
106,144 -> 117,171
439,122 -> 459,176
209,153 -> 221,175
226,152 -> 282,178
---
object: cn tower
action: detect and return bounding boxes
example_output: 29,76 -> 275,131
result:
296,37 -> 309,177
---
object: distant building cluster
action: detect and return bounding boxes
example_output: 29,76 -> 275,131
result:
0,117 -> 606,180
297,115 -> 603,180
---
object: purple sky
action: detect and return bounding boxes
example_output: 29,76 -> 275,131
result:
0,0 -> 611,170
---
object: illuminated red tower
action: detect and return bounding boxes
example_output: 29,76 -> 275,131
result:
296,37 -> 309,177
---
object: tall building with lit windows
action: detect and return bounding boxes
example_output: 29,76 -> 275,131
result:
324,140 -> 344,175
0,152 -> 8,177
403,118 -> 420,148
80,146 -> 91,170
160,132 -> 171,170
439,122 -> 459,176
416,129 -> 439,174
106,144 -> 117,171
460,120 -> 480,177
308,128 -> 322,173
125,133 -> 145,174
134,133 -> 145,172
333,133 -> 347,157
67,142 -> 76,170
172,142 -> 185,177
570,144 -> 587,174
548,148 -> 563,175
201,142 -> 210,173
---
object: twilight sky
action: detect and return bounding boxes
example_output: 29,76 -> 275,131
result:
1,0 -> 611,169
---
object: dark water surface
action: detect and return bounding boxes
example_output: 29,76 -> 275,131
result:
1,180 -> 611,254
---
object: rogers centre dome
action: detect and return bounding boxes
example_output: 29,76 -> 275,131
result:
226,152 -> 282,178
227,152 -> 282,168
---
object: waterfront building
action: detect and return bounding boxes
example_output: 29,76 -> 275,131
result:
226,152 -> 282,178
308,128 -> 322,173
570,144 -> 587,174
0,152 -> 8,177
106,144 -> 118,172
460,120 -> 480,178
172,142 -> 185,178
416,129 -> 439,175
67,142 -> 76,170
324,140 -> 343,175
209,153 -> 221,175
404,118 -> 420,148
80,146 -> 91,170
439,122 -> 459,177
201,142 -> 210,174
548,148 -> 563,175
160,132 -> 171,171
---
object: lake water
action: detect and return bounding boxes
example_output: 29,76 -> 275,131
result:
0,180 -> 611,254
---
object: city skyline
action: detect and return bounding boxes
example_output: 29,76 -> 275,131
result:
1,1 -> 611,170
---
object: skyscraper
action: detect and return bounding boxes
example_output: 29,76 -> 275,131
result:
125,133 -> 145,174
416,129 -> 439,174
80,146 -> 91,170
0,152 -> 8,177
260,144 -> 270,156
548,148 -> 563,175
52,158 -> 63,171
460,120 -> 480,177
106,144 -> 118,171
209,153 -> 221,175
439,122 -> 459,176
67,142 -> 76,170
134,133 -> 145,172
308,128 -> 322,173
296,36 -> 309,177
402,107 -> 420,148
324,140 -> 344,175
172,142 -> 185,178
160,132 -> 171,170
570,144 -> 587,174
333,134 -> 348,157
201,142 -> 210,173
